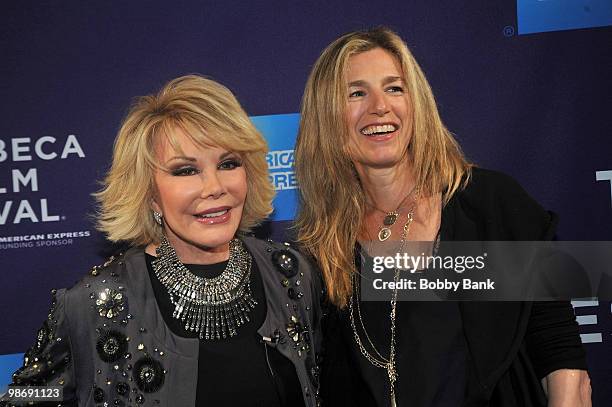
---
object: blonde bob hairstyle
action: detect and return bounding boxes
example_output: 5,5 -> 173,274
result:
95,74 -> 274,245
295,27 -> 471,307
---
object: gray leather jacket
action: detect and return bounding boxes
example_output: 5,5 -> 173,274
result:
1,237 -> 323,407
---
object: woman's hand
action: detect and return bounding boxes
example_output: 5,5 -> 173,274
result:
541,369 -> 591,407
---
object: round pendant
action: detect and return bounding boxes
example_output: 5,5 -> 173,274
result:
383,213 -> 398,226
378,228 -> 391,241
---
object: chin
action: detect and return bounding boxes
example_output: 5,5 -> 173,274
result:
183,226 -> 238,251
183,238 -> 228,253
199,232 -> 237,250
363,155 -> 404,169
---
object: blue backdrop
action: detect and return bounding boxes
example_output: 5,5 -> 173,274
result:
1,0 -> 611,404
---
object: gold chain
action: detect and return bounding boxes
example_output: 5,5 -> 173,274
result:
368,185 -> 417,216
350,193 -> 418,406
369,186 -> 417,242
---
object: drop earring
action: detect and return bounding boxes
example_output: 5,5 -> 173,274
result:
153,211 -> 163,225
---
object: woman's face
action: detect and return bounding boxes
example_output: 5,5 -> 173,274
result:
152,127 -> 247,259
344,48 -> 413,171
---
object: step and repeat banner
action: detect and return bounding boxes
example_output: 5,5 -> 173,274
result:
1,0 -> 611,404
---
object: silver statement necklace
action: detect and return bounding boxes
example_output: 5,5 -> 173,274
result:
152,236 -> 256,340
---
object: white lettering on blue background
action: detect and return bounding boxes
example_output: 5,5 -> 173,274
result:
267,150 -> 297,191
266,150 -> 294,170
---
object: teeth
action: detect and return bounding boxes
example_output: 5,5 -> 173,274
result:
198,210 -> 228,218
361,124 -> 397,135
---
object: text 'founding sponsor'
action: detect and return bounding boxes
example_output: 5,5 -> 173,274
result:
0,230 -> 91,249
267,150 -> 297,191
0,136 -> 85,225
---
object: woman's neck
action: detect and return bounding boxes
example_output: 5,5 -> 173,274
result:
355,159 -> 416,212
145,239 -> 230,265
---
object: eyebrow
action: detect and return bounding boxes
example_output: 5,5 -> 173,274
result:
348,76 -> 403,87
166,156 -> 196,164
382,76 -> 403,85
164,151 -> 235,164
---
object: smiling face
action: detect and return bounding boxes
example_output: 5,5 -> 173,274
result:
344,48 -> 413,171
151,127 -> 247,261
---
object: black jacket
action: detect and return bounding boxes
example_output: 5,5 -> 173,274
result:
321,167 -> 586,407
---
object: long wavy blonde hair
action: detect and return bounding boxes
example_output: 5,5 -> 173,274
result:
295,27 -> 471,307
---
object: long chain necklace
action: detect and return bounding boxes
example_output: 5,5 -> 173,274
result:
350,194 -> 418,407
152,236 -> 256,340
371,186 -> 417,241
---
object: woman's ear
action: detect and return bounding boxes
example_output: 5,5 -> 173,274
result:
151,200 -> 162,214
150,179 -> 161,214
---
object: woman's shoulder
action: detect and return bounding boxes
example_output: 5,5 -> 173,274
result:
242,235 -> 319,270
241,235 -> 323,294
241,235 -> 316,270
462,167 -> 549,211
61,248 -> 140,319
454,167 -> 558,240
463,167 -> 527,198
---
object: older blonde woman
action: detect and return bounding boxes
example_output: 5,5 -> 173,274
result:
295,28 -> 590,407
2,75 -> 321,407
